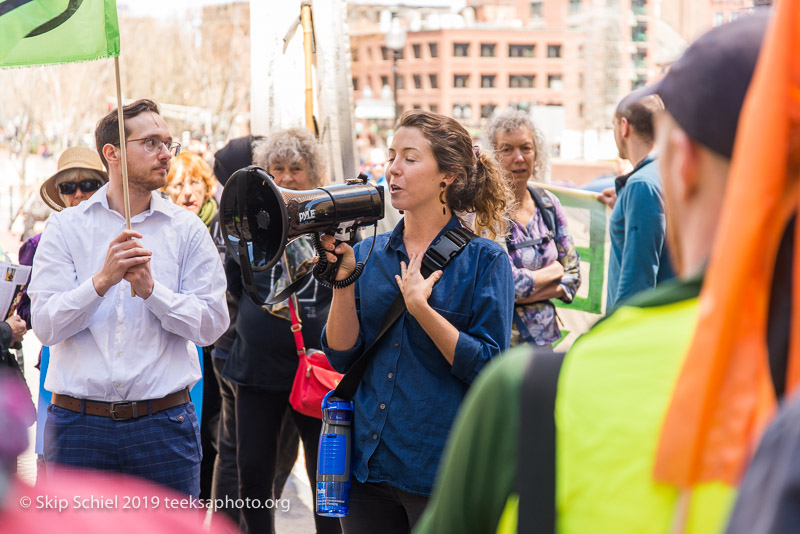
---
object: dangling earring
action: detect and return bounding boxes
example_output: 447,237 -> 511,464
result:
439,182 -> 446,215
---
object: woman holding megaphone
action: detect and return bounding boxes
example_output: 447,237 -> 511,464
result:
321,110 -> 515,534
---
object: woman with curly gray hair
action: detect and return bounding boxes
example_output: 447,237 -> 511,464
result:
223,127 -> 340,534
254,127 -> 327,188
487,108 -> 581,347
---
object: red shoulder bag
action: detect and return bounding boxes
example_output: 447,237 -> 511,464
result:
287,297 -> 343,419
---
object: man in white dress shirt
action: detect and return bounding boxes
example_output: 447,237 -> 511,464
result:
29,99 -> 229,497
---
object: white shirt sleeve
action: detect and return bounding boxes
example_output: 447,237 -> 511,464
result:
29,216 -> 105,346
144,221 -> 230,347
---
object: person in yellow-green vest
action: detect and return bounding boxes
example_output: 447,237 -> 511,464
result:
414,12 -> 774,534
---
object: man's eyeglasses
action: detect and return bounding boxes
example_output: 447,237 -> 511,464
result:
58,179 -> 103,195
115,137 -> 181,156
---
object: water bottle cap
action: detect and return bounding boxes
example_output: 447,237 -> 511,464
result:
321,391 -> 354,412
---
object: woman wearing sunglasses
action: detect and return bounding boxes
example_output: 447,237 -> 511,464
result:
39,147 -> 108,212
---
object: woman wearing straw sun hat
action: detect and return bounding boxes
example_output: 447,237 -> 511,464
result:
39,146 -> 108,212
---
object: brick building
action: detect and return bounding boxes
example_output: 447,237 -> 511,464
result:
348,0 -> 755,152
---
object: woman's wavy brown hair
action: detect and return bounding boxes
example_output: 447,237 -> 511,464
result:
396,110 -> 513,239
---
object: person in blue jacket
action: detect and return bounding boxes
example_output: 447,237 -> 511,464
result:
606,89 -> 675,310
320,110 -> 515,534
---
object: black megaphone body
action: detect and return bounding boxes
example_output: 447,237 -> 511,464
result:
220,166 -> 384,304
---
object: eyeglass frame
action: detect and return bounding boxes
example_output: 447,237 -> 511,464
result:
166,176 -> 207,193
57,179 -> 105,195
111,137 -> 181,156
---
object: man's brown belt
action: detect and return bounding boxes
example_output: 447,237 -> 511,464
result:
51,389 -> 191,421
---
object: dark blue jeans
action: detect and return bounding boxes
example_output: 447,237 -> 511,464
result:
44,401 -> 201,497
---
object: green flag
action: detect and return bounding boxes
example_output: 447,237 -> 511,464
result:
1,0 -> 120,67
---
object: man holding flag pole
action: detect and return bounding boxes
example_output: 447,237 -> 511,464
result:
29,97 -> 229,497
2,1 -> 229,496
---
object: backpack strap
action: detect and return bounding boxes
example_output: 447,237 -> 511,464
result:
517,346 -> 564,534
528,185 -> 559,242
332,226 -> 475,401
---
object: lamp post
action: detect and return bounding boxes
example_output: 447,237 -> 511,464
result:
385,21 -> 407,120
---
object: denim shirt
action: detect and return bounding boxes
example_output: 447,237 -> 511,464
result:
321,215 -> 513,496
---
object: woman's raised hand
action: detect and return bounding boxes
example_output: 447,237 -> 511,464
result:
395,252 -> 442,316
317,234 -> 358,282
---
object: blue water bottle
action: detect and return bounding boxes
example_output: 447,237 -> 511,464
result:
316,391 -> 353,517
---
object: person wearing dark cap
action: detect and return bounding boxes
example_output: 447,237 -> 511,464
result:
414,12 -> 769,534
605,89 -> 674,310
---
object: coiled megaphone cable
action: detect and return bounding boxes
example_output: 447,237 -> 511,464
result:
311,224 -> 378,289
261,224 -> 379,306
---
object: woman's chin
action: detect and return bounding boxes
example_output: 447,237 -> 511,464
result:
389,197 -> 406,212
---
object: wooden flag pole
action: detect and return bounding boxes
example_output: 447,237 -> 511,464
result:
301,2 -> 314,132
113,56 -> 135,297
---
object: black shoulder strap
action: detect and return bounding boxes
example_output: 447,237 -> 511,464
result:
332,227 -> 475,401
517,346 -> 564,534
528,185 -> 558,240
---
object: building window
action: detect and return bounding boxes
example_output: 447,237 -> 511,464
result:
481,75 -> 496,88
413,104 -> 422,109
730,11 -> 739,21
481,104 -> 497,119
413,75 -> 422,89
547,44 -> 562,58
631,0 -> 647,15
569,0 -> 581,16
429,43 -> 438,58
351,48 -> 359,62
396,76 -> 405,90
412,44 -> 421,59
381,46 -> 390,61
579,102 -> 585,118
713,12 -> 724,26
352,77 -> 359,91
429,74 -> 438,89
430,104 -> 439,113
509,75 -> 535,88
547,74 -> 563,90
632,47 -> 647,69
480,43 -> 496,57
632,74 -> 647,90
452,104 -> 472,119
578,73 -> 584,89
453,43 -> 470,57
632,22 -> 647,42
381,75 -> 389,87
530,1 -> 543,18
454,74 -> 470,88
509,44 -> 535,58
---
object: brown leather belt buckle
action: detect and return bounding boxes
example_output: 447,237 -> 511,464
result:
110,401 -> 139,421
